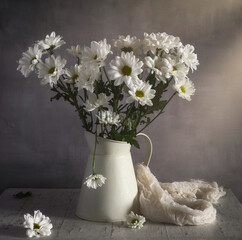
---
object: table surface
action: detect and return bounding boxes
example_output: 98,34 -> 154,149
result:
0,188 -> 242,240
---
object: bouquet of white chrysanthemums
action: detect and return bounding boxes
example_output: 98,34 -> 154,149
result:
17,32 -> 199,188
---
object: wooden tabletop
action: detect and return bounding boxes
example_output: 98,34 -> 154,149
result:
0,188 -> 242,240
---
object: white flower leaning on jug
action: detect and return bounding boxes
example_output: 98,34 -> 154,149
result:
17,32 -> 199,189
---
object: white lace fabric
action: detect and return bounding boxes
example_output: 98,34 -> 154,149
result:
135,164 -> 226,226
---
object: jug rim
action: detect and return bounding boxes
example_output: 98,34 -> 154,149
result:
84,131 -> 131,145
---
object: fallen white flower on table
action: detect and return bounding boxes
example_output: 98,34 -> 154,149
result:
127,211 -> 146,229
23,210 -> 53,238
84,174 -> 107,189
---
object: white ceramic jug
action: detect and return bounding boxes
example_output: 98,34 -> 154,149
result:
76,131 -> 152,222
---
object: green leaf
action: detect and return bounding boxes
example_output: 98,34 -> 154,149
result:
154,81 -> 167,101
146,100 -> 167,114
147,73 -> 156,86
95,79 -> 110,95
50,93 -> 62,101
144,80 -> 170,115
126,137 -> 140,149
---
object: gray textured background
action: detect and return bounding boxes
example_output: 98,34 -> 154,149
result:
1,0 -> 242,201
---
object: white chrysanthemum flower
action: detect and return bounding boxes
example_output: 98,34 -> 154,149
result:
67,45 -> 82,58
178,44 -> 199,72
108,52 -> 143,86
37,55 -> 66,87
75,65 -> 100,92
126,81 -> 156,106
97,109 -> 120,126
143,32 -> 181,54
173,77 -> 195,101
38,32 -> 65,51
17,45 -> 43,77
81,39 -> 112,67
127,211 -> 146,229
23,210 -> 53,238
160,56 -> 188,81
113,35 -> 141,55
144,56 -> 165,82
84,93 -> 111,112
65,64 -> 82,84
84,174 -> 107,189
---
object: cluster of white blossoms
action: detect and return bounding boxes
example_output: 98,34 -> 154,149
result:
17,32 -> 109,91
143,32 -> 181,54
23,210 -> 53,238
17,31 -> 198,108
17,32 -> 67,87
142,32 -> 198,101
17,32 -> 199,190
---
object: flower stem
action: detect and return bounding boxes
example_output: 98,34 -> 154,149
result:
117,102 -> 135,131
57,80 -> 89,130
103,67 -> 111,84
137,91 -> 177,133
92,122 -> 98,174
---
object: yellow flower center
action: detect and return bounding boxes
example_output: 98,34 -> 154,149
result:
122,65 -> 132,76
49,45 -> 56,51
135,90 -> 144,98
131,219 -> 139,224
121,46 -> 133,53
48,67 -> 56,74
173,66 -> 177,71
180,86 -> 186,93
72,74 -> 78,82
30,57 -> 37,64
33,223 -> 40,230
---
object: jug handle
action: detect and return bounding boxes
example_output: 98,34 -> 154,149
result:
137,133 -> 153,167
